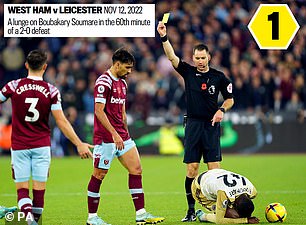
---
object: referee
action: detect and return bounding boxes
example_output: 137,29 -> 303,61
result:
157,21 -> 234,222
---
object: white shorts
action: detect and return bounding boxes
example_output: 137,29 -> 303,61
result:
93,138 -> 136,169
11,147 -> 51,182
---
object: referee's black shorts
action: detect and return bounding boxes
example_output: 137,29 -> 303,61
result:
183,118 -> 222,163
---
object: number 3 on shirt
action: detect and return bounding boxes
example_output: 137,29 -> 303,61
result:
25,98 -> 39,122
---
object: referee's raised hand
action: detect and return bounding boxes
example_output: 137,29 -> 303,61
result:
157,21 -> 167,37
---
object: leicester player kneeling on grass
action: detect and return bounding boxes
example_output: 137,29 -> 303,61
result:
192,169 -> 259,224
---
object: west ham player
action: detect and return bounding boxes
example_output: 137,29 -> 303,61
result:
192,169 -> 259,224
0,49 -> 93,225
86,49 -> 164,225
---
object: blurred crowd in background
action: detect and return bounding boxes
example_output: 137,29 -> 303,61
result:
0,0 -> 305,155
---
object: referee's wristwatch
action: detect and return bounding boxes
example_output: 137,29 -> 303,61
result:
219,107 -> 226,113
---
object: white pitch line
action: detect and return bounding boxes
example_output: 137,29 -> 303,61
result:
1,190 -> 306,197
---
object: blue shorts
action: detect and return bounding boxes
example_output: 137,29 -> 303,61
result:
93,139 -> 136,169
11,147 -> 51,182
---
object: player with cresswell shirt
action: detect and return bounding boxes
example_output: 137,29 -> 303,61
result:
0,49 -> 92,225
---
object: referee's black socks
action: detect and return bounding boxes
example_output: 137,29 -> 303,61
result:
185,176 -> 195,212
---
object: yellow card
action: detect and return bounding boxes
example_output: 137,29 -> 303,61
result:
162,13 -> 170,23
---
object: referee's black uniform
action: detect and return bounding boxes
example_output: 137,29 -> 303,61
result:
175,60 -> 233,163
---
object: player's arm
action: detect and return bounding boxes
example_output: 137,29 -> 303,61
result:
95,102 -> 124,150
157,21 -> 179,68
52,109 -> 93,159
122,103 -> 128,131
205,190 -> 249,224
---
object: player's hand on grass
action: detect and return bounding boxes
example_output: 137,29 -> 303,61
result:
157,21 -> 167,37
247,217 -> 259,224
112,133 -> 124,150
77,142 -> 94,159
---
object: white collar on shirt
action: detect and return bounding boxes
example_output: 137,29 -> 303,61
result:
107,69 -> 119,81
27,76 -> 43,81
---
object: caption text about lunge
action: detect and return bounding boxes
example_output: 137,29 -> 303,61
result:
4,4 -> 155,37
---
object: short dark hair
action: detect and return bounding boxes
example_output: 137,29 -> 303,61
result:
26,49 -> 47,71
193,44 -> 209,54
234,194 -> 254,218
112,48 -> 135,65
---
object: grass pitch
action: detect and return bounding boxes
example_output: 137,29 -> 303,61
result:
0,154 -> 306,225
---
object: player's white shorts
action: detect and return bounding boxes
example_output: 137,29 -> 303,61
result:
93,138 -> 136,169
11,147 -> 51,182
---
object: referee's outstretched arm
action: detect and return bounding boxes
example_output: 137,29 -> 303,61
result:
157,21 -> 179,68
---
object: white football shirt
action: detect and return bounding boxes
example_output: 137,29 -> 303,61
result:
199,169 -> 256,202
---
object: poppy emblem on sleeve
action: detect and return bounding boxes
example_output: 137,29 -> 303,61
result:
201,83 -> 207,90
104,160 -> 109,165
